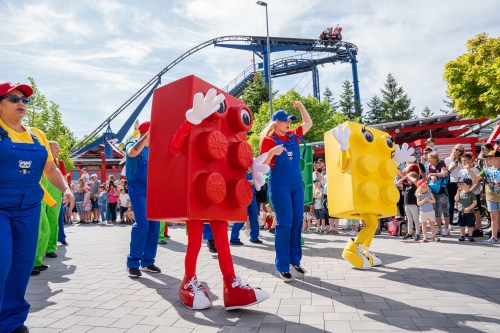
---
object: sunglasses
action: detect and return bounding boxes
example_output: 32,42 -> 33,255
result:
2,95 -> 31,105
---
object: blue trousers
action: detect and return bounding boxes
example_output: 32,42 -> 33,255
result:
58,204 -> 66,242
270,184 -> 304,273
247,193 -> 260,241
126,183 -> 160,268
0,205 -> 41,332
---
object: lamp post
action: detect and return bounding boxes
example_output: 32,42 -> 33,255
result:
256,1 -> 273,118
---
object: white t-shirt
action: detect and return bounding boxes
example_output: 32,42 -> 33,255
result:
119,193 -> 130,207
458,168 -> 482,195
314,188 -> 323,209
445,157 -> 464,183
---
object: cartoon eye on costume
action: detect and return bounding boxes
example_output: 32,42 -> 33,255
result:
362,127 -> 374,143
228,105 -> 253,133
216,101 -> 226,114
386,137 -> 394,148
207,100 -> 228,121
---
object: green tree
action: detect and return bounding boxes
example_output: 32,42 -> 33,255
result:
338,79 -> 356,120
444,33 -> 500,118
23,77 -> 76,170
247,89 -> 348,155
241,73 -> 269,116
440,94 -> 455,114
421,106 -> 434,118
364,95 -> 384,125
322,87 -> 338,112
380,73 -> 416,122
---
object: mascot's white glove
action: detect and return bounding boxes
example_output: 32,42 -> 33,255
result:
331,124 -> 351,151
394,143 -> 415,164
185,88 -> 225,125
251,153 -> 270,191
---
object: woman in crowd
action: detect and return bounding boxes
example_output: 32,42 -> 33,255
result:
259,101 -> 312,281
0,82 -> 74,333
445,144 -> 465,223
427,152 -> 450,236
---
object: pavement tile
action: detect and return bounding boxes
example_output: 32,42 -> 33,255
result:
22,223 -> 500,333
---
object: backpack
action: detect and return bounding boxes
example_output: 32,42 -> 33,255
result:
428,171 -> 450,194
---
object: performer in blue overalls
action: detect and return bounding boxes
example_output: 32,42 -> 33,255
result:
0,82 -> 74,333
125,121 -> 161,278
259,101 -> 312,282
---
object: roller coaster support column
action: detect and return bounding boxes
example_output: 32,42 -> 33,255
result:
349,49 -> 361,114
103,125 -> 114,159
312,64 -> 320,101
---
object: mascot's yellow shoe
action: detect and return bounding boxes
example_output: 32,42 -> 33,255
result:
363,247 -> 382,266
342,239 -> 371,270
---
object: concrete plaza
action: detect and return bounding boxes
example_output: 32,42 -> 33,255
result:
25,223 -> 500,332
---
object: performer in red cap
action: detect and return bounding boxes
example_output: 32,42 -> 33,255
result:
0,82 -> 74,332
125,120 -> 161,277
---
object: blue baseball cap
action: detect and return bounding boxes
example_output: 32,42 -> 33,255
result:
272,110 -> 296,122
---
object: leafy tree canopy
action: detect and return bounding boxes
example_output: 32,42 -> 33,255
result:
444,33 -> 500,118
23,77 -> 76,170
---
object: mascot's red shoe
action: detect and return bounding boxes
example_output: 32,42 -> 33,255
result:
179,275 -> 211,310
223,275 -> 270,310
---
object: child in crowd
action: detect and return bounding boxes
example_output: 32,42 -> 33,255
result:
476,150 -> 500,244
302,204 -> 313,233
346,219 -> 359,237
265,203 -> 276,234
124,206 -> 135,224
118,187 -> 130,224
97,185 -> 108,225
396,171 -> 421,241
83,185 -> 92,223
416,179 -> 440,242
454,178 -> 477,242
313,178 -> 326,233
63,197 -> 72,224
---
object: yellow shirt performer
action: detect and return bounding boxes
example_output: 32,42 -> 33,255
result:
326,122 -> 414,269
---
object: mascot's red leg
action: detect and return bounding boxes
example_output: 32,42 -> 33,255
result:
179,220 -> 211,310
210,220 -> 270,310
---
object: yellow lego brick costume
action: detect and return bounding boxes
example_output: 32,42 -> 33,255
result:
325,122 -> 414,269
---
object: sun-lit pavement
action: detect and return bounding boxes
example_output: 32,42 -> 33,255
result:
25,222 -> 500,333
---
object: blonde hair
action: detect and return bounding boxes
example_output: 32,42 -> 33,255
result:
415,183 -> 428,197
259,120 -> 278,148
427,152 -> 439,163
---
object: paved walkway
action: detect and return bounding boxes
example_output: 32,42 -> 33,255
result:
26,223 -> 500,333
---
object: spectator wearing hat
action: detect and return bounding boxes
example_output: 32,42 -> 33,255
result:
476,143 -> 494,170
81,167 -> 90,185
454,178 -> 477,242
90,173 -> 100,223
259,101 -> 312,281
125,121 -> 161,277
416,179 -> 439,242
475,150 -> 500,244
426,138 -> 439,154
459,152 -> 483,236
0,81 -> 74,332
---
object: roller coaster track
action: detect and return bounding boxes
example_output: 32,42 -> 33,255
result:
71,35 -> 357,155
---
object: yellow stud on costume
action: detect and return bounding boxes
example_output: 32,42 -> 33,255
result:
325,122 -> 414,269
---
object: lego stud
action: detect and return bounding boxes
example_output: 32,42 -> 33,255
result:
379,160 -> 397,179
356,155 -> 377,175
380,185 -> 399,205
226,179 -> 253,207
358,181 -> 379,201
195,172 -> 227,204
197,131 -> 228,162
228,141 -> 253,170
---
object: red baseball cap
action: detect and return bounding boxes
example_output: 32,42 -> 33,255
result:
138,121 -> 150,134
417,179 -> 428,187
0,82 -> 33,97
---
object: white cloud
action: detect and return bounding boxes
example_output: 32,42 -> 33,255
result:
0,0 -> 498,139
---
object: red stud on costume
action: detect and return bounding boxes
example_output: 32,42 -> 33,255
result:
147,75 -> 269,310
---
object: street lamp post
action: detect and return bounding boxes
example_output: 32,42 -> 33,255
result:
256,1 -> 273,118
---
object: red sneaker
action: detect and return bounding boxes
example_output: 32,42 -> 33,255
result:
223,275 -> 270,310
179,275 -> 211,310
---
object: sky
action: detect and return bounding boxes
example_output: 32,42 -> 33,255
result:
0,0 -> 499,140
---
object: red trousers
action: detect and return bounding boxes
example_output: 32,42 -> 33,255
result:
184,220 -> 235,278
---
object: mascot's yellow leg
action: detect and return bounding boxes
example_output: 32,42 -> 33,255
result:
359,213 -> 382,267
342,238 -> 371,269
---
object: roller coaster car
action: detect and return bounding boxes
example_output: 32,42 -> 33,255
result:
319,25 -> 342,46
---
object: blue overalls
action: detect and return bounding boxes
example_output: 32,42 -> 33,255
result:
0,125 -> 47,332
246,172 -> 260,242
269,134 -> 304,273
125,144 -> 160,269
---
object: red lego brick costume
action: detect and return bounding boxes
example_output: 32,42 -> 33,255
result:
147,75 -> 269,310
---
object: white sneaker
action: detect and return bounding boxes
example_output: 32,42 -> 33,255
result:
348,230 -> 358,237
442,228 -> 449,236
